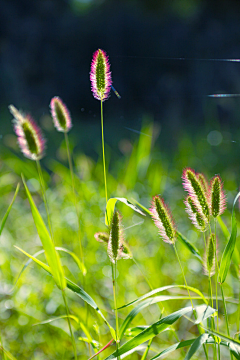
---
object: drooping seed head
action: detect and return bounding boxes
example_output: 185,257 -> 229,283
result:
108,211 -> 124,263
94,232 -> 109,244
9,105 -> 45,161
90,49 -> 112,101
182,168 -> 210,222
203,233 -> 216,277
119,241 -> 133,260
184,196 -> 207,232
150,195 -> 176,244
50,97 -> 72,133
210,175 -> 226,217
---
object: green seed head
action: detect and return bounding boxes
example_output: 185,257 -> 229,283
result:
204,234 -> 216,277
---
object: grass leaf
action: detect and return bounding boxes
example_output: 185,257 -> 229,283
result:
0,183 -> 20,236
150,339 -> 195,359
22,176 -> 66,289
15,246 -> 116,340
105,197 -> 145,226
177,232 -> 202,262
118,285 -> 208,310
219,192 -> 240,284
184,333 -> 209,360
103,306 -> 193,360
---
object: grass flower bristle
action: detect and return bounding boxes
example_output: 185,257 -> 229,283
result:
184,196 -> 207,232
50,96 -> 72,133
197,173 -> 209,195
210,175 -> 226,217
107,211 -> 124,263
9,105 -> 45,160
150,195 -> 176,244
90,49 -> 112,101
203,233 -> 216,277
182,168 -> 210,222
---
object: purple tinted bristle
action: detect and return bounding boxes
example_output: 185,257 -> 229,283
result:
9,105 -> 45,161
90,49 -> 112,101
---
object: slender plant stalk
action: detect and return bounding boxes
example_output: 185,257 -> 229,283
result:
64,132 -> 84,271
0,332 -> 6,360
62,289 -> 78,360
36,160 -> 53,240
173,243 -> 209,360
213,219 -> 221,360
141,338 -> 153,360
238,280 -> 240,337
111,263 -> 119,360
100,100 -> 108,206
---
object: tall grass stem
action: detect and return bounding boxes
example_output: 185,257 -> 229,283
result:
100,100 -> 108,206
220,285 -> 233,360
112,263 -> 119,360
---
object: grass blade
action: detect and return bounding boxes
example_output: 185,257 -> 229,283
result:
117,284 -> 208,310
105,197 -> 145,226
0,183 -> 20,236
22,176 -> 66,289
184,333 -> 209,360
15,246 -> 116,340
177,232 -> 202,262
103,306 -> 193,360
150,339 -> 195,359
119,295 -> 205,340
219,192 -> 240,284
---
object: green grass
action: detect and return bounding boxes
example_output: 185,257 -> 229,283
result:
0,120 -> 240,359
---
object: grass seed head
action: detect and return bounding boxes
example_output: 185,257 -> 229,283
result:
90,49 -> 112,101
150,195 -> 176,244
9,105 -> 45,161
203,233 -> 216,277
182,168 -> 210,222
210,175 -> 226,217
108,211 -> 124,263
184,196 -> 207,232
50,97 -> 72,133
94,232 -> 109,244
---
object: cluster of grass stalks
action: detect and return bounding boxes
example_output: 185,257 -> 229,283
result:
0,50 -> 240,360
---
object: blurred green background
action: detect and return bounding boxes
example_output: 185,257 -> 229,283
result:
1,0 -> 240,359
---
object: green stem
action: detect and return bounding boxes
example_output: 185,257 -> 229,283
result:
0,332 -> 6,360
238,280 -> 240,337
214,219 -> 220,360
36,160 -> 53,240
173,243 -> 209,360
141,338 -> 153,360
100,100 -> 108,206
61,289 -> 78,360
112,263 -> 119,360
220,285 -> 233,360
64,132 -> 84,272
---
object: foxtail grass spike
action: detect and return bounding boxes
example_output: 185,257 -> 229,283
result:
150,195 -> 176,244
203,234 -> 216,277
90,49 -> 112,101
184,196 -> 207,232
210,175 -> 226,217
107,211 -> 124,263
9,105 -> 45,161
50,97 -> 72,133
182,168 -> 210,222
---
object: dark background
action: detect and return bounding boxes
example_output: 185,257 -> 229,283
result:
1,0 -> 240,155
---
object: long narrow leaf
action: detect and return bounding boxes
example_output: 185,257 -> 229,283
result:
0,183 -> 20,236
119,295 -> 205,340
15,246 -> 115,339
118,285 -> 208,310
184,333 -> 209,360
177,232 -> 202,262
105,197 -> 145,226
150,339 -> 195,360
219,192 -> 240,284
22,176 -> 66,289
103,306 -> 193,359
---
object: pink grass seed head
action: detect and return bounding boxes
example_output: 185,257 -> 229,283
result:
50,96 -> 72,133
150,195 -> 176,244
90,49 -> 112,101
9,105 -> 45,161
